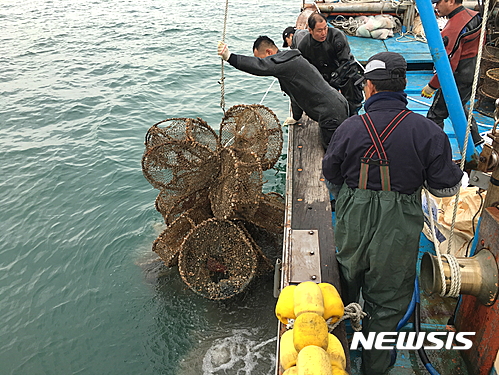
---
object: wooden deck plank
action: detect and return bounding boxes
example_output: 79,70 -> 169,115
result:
277,114 -> 350,373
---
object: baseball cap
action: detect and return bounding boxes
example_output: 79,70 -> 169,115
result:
282,26 -> 296,47
363,52 -> 407,80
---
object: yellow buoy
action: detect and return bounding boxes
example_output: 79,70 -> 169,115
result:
296,345 -> 333,375
280,329 -> 298,370
326,333 -> 346,370
275,284 -> 297,324
331,365 -> 349,375
294,281 -> 324,317
283,365 -> 298,375
318,283 -> 344,323
293,312 -> 329,352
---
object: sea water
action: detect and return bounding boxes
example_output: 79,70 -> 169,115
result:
0,0 -> 301,373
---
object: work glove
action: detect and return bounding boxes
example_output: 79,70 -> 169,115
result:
283,117 -> 298,126
218,41 -> 231,61
421,84 -> 436,98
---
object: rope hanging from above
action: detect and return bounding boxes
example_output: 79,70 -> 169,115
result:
220,0 -> 229,114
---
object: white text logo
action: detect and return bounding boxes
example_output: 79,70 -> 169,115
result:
350,332 -> 475,350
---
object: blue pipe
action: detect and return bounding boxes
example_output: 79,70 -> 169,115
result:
468,217 -> 482,257
396,278 -> 419,331
414,0 -> 476,162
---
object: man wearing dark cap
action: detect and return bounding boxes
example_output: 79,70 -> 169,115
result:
323,52 -> 463,374
217,36 -> 348,148
282,26 -> 296,48
422,0 -> 483,146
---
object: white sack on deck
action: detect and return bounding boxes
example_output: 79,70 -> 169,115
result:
355,15 -> 396,39
422,187 -> 485,257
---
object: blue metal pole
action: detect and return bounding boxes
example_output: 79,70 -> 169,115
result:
414,0 -> 476,162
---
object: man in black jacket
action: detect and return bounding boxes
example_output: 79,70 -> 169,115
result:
218,36 -> 349,149
297,13 -> 363,115
323,52 -> 463,374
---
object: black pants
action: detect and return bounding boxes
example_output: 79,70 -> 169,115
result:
340,75 -> 363,116
427,57 -> 482,146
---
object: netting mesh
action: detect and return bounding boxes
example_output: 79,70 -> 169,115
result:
219,104 -> 283,170
178,218 -> 258,300
145,117 -> 219,152
142,140 -> 219,194
152,205 -> 213,267
155,188 -> 211,225
141,104 -> 284,299
247,192 -> 285,235
209,147 -> 263,220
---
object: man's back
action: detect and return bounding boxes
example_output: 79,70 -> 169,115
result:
323,92 -> 462,195
229,49 -> 348,126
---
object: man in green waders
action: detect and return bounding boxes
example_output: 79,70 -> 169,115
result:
322,52 -> 463,374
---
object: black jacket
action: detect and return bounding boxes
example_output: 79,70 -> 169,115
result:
227,50 -> 348,128
297,27 -> 354,82
322,92 -> 463,195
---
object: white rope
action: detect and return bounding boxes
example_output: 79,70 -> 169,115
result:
396,30 -> 427,44
328,303 -> 367,332
220,0 -> 229,114
442,253 -> 462,297
285,303 -> 367,332
259,78 -> 278,105
424,189 -> 448,297
423,0 -> 492,300
447,0 -> 491,255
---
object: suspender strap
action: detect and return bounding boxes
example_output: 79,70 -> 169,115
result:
363,110 -> 411,160
358,110 -> 411,191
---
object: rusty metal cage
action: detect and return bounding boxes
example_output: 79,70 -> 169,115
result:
219,104 -> 283,171
152,201 -> 213,267
142,105 -> 284,299
482,68 -> 499,99
145,117 -> 219,152
209,147 -> 263,221
178,219 -> 258,300
142,140 -> 220,195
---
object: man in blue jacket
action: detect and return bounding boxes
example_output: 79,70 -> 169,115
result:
218,36 -> 349,149
323,52 -> 463,374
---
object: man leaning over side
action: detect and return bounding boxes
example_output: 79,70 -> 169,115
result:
281,26 -> 314,126
323,52 -> 463,375
217,36 -> 348,149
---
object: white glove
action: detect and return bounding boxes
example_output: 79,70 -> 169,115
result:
421,84 -> 436,98
283,117 -> 298,126
218,41 -> 231,61
461,171 -> 469,189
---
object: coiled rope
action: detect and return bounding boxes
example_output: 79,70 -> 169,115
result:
328,303 -> 367,332
284,302 -> 367,332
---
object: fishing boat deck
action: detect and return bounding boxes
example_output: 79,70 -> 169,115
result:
347,34 -> 434,66
278,30 -> 497,374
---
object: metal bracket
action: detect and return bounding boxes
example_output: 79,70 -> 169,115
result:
289,229 -> 321,283
469,169 -> 491,190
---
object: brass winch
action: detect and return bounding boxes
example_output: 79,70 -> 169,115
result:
420,249 -> 499,306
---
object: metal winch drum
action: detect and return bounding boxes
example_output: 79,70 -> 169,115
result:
420,249 -> 499,306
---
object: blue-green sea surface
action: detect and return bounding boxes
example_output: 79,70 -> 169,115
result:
0,0 -> 301,373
